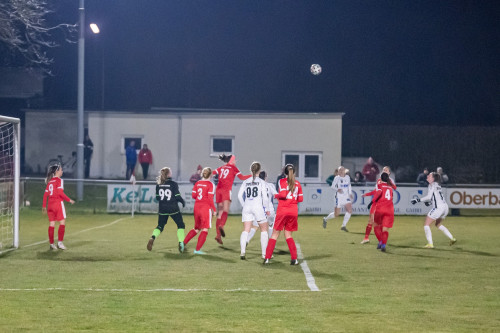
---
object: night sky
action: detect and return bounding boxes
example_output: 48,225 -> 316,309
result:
41,0 -> 499,127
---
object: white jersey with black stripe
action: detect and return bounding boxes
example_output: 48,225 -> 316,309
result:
238,177 -> 271,212
420,182 -> 447,209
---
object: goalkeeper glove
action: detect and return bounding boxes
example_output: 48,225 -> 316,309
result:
410,198 -> 420,205
367,202 -> 372,210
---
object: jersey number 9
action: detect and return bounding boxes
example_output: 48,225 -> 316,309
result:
159,189 -> 172,201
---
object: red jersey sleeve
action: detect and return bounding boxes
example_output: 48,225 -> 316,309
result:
237,173 -> 251,180
42,189 -> 49,208
208,183 -> 216,211
372,189 -> 383,204
363,189 -> 377,197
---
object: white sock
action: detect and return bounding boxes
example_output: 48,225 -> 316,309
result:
247,228 -> 257,243
342,212 -> 351,227
438,225 -> 453,239
260,231 -> 269,257
424,225 -> 433,245
325,212 -> 336,220
240,231 -> 249,255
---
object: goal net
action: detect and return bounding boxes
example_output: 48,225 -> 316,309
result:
0,116 -> 20,254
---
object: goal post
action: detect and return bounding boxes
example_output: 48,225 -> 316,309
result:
0,116 -> 20,253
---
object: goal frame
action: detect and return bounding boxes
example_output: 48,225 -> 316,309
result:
0,116 -> 20,251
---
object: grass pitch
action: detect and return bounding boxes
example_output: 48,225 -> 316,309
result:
1,209 -> 499,332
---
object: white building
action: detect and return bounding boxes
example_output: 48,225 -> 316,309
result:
25,108 -> 343,182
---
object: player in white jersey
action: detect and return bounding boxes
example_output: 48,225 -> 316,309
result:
246,171 -> 277,246
323,166 -> 353,231
237,162 -> 271,260
411,172 -> 456,248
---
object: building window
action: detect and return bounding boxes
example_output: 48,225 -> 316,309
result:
282,152 -> 322,181
121,136 -> 143,154
211,136 -> 234,156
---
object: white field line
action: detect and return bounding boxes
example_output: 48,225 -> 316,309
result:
0,287 -> 310,293
21,217 -> 132,249
296,243 -> 320,291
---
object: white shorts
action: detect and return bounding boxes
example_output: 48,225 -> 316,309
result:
253,212 -> 275,227
242,205 -> 267,223
336,195 -> 352,208
427,204 -> 449,220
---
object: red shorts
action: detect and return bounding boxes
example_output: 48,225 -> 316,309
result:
47,202 -> 66,221
274,213 -> 298,232
369,202 -> 377,215
194,206 -> 213,230
374,211 -> 394,228
215,189 -> 232,203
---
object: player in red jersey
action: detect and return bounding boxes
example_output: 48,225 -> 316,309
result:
213,154 -> 251,244
263,164 -> 303,265
183,167 -> 217,254
364,172 -> 394,252
361,166 -> 396,244
42,164 -> 75,250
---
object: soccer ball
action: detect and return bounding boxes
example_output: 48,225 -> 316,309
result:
310,64 -> 322,75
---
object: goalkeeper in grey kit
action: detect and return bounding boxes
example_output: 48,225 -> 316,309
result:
147,167 -> 186,253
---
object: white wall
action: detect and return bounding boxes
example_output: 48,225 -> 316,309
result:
25,111 -> 78,175
86,110 -> 344,181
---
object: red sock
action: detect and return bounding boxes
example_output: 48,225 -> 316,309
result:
364,224 -> 372,239
183,229 -> 197,245
374,225 -> 382,242
196,231 -> 208,251
58,225 -> 65,242
215,219 -> 221,238
48,226 -> 55,244
265,238 -> 277,259
382,231 -> 389,245
220,212 -> 228,227
286,238 -> 297,260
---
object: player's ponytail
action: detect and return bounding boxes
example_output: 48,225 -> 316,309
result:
381,172 -> 389,183
285,164 -> 296,194
250,162 -> 261,181
156,167 -> 171,185
45,164 -> 61,184
202,167 -> 212,180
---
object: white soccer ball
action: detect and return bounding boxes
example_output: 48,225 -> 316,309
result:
25,200 -> 30,207
310,64 -> 322,75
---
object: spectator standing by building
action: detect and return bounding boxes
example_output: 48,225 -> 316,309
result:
362,157 -> 379,183
353,171 -> 365,185
417,167 -> 429,187
275,167 -> 286,192
437,167 -> 449,184
189,165 -> 203,184
125,140 -> 137,180
326,169 -> 339,186
138,144 -> 153,180
83,134 -> 93,178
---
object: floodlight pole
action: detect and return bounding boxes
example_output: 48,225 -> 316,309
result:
76,0 -> 85,200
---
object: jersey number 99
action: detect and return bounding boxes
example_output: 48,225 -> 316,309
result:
159,189 -> 172,201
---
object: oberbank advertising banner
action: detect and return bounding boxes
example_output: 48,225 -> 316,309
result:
107,184 -> 500,214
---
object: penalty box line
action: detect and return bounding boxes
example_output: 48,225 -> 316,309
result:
296,243 -> 320,292
21,217 -> 132,249
0,287 -> 313,293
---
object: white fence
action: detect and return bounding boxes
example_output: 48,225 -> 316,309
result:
107,183 -> 500,215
